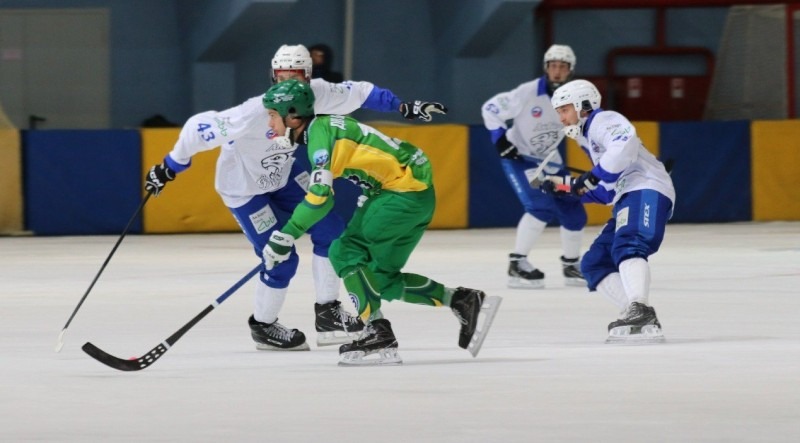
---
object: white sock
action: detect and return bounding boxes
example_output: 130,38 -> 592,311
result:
619,257 -> 650,305
513,213 -> 547,256
596,273 -> 629,312
253,282 -> 288,324
312,254 -> 340,304
559,227 -> 582,260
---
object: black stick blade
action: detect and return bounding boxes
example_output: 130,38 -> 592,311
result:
82,341 -> 169,372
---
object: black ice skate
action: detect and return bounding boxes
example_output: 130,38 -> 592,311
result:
451,287 -> 503,357
561,256 -> 587,287
338,318 -> 401,366
606,302 -> 664,344
248,315 -> 310,351
314,300 -> 365,346
508,253 -> 545,289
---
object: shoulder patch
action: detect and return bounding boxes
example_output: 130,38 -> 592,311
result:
312,149 -> 329,167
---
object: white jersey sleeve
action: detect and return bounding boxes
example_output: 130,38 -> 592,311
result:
583,111 -> 676,205
311,78 -> 375,115
167,97 -> 264,169
481,81 -> 533,132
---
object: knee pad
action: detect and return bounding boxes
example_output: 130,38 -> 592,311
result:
580,243 -> 616,291
261,251 -> 299,289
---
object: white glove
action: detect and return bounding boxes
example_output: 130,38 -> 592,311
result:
262,230 -> 294,270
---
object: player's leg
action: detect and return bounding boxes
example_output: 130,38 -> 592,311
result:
501,159 -> 554,289
229,194 -> 308,351
606,190 -> 673,342
553,193 -> 588,286
272,166 -> 363,346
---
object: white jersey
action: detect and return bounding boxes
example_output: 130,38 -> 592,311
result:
578,110 -> 675,206
481,76 -> 565,165
167,79 -> 380,207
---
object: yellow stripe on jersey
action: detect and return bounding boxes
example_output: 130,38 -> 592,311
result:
329,138 -> 429,192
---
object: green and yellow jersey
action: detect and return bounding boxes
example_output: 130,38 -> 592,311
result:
282,114 -> 433,239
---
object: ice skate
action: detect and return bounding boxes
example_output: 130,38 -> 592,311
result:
314,300 -> 365,346
338,318 -> 402,366
451,287 -> 503,357
561,256 -> 587,287
248,315 -> 310,351
508,253 -> 545,289
605,302 -> 664,344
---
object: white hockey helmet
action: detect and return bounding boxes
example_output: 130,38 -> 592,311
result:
551,80 -> 601,139
271,44 -> 312,82
543,44 -> 576,72
551,79 -> 601,112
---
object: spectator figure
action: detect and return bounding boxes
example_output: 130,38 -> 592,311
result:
309,43 -> 344,83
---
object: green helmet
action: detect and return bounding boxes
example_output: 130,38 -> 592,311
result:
262,79 -> 315,117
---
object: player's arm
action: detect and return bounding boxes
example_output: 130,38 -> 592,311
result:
312,78 -> 446,121
481,88 -> 526,159
282,168 -> 335,239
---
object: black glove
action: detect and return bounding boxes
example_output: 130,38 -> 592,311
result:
571,171 -> 599,196
541,175 -> 574,196
399,101 -> 448,122
495,133 -> 521,160
144,163 -> 175,196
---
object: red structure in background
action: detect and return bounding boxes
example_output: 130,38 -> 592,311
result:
536,0 -> 796,121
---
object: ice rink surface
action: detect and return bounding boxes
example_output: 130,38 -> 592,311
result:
2,222 -> 799,442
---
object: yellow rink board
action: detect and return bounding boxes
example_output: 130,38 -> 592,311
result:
141,124 -> 469,233
751,120 -> 800,220
372,124 -> 469,229
564,121 -> 659,226
0,129 -> 23,233
141,128 -> 239,233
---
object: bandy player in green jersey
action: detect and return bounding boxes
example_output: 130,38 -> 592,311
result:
260,80 -> 502,366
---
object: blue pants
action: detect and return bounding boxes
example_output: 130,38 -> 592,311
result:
581,189 -> 673,291
501,158 -> 586,230
229,162 -> 344,289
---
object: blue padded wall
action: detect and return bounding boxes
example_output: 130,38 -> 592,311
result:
659,121 -> 751,223
24,130 -> 142,235
468,125 -> 524,227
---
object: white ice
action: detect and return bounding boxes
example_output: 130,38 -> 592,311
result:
2,222 -> 800,442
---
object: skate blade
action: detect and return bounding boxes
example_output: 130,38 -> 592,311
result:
338,348 -> 402,366
255,342 -> 311,351
605,325 -> 664,344
564,277 -> 587,287
467,296 -> 503,357
316,330 -> 360,346
508,278 -> 544,289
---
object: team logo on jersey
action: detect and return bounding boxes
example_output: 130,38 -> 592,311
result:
531,106 -> 543,118
312,149 -> 329,167
266,129 -> 276,139
345,174 -> 374,191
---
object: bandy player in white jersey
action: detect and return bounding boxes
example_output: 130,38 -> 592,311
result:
144,44 -> 447,351
546,79 -> 675,343
481,44 -> 588,290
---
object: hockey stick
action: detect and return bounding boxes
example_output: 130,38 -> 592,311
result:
82,264 -> 260,371
55,191 -> 153,353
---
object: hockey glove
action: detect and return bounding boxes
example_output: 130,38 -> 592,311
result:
144,163 -> 176,196
399,101 -> 448,122
495,133 -> 521,160
262,230 -> 294,270
541,175 -> 575,196
571,171 -> 599,196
